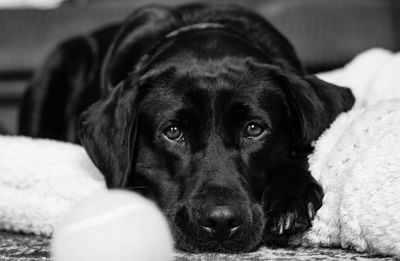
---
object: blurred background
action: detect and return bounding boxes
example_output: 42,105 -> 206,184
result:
0,0 -> 399,134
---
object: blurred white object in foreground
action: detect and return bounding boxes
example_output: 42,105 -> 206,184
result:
52,190 -> 174,261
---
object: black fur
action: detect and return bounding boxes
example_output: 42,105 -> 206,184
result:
19,4 -> 354,253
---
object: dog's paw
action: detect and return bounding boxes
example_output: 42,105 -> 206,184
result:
262,169 -> 323,242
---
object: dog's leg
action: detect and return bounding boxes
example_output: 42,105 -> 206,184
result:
262,160 -> 323,245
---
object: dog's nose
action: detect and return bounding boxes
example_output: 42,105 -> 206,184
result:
199,205 -> 243,240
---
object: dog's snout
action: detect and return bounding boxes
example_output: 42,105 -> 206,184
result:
199,205 -> 243,240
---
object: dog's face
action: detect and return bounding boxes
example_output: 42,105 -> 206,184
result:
133,42 -> 293,252
79,17 -> 354,252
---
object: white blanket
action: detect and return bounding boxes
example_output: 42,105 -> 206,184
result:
293,100 -> 400,256
293,48 -> 400,256
0,48 -> 399,256
0,137 -> 106,235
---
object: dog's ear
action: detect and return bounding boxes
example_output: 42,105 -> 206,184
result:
78,79 -> 139,188
278,73 -> 355,147
101,5 -> 180,92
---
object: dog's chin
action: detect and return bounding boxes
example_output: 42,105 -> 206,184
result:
169,203 -> 265,253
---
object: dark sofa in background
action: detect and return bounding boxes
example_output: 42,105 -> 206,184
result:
0,0 -> 399,133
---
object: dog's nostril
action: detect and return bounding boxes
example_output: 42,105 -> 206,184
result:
199,205 -> 243,240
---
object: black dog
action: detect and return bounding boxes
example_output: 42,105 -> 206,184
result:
19,4 -> 354,252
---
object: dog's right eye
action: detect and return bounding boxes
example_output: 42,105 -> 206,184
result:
163,125 -> 184,141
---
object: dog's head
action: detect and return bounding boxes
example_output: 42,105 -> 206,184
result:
79,6 -> 354,253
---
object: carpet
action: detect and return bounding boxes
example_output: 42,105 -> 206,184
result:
0,231 -> 395,261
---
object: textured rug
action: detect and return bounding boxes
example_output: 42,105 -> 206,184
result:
0,231 -> 395,261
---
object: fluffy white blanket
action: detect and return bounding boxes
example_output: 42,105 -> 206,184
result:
0,138 -> 106,235
293,48 -> 400,256
0,48 -> 399,256
292,100 -> 400,256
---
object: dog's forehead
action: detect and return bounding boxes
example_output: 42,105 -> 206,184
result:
141,50 -> 278,92
138,63 -> 284,122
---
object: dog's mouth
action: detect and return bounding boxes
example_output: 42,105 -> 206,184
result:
129,175 -> 265,252
166,203 -> 265,253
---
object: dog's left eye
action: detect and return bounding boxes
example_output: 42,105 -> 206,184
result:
244,122 -> 267,139
163,125 -> 184,141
